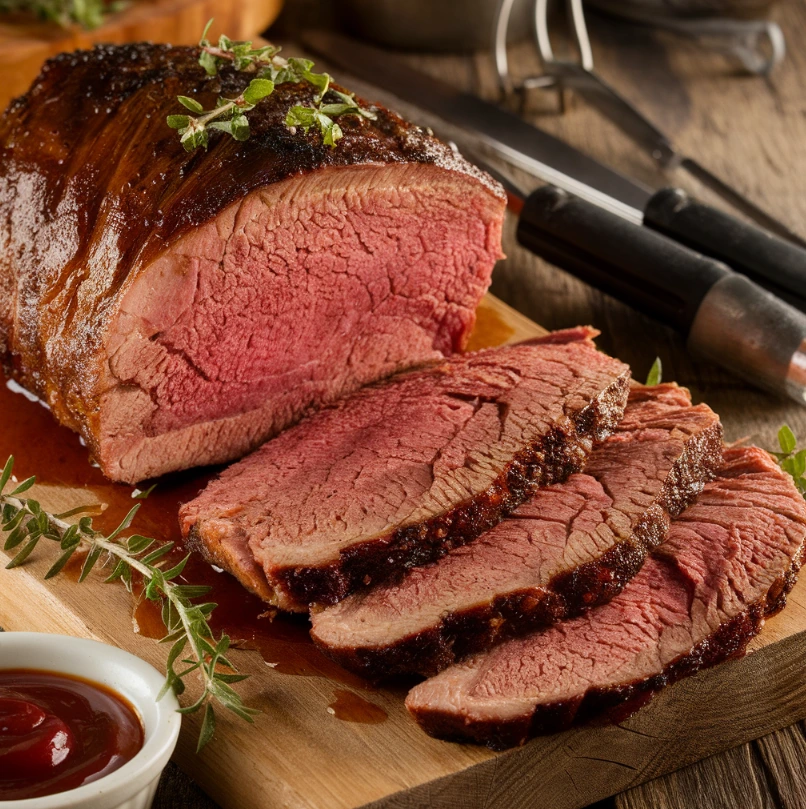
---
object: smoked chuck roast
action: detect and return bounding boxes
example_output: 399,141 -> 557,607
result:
406,446 -> 806,749
0,44 -> 506,483
180,329 -> 631,611
311,383 -> 723,679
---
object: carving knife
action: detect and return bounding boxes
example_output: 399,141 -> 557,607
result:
302,30 -> 806,313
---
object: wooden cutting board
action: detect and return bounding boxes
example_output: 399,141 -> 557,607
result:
0,0 -> 284,112
1,293 -> 806,809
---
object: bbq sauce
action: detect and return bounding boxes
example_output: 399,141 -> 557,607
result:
0,669 -> 144,801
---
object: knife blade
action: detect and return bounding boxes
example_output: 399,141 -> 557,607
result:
302,30 -> 649,223
301,30 -> 806,312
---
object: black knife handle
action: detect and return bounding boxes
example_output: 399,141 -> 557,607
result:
516,186 -> 730,334
644,188 -> 806,312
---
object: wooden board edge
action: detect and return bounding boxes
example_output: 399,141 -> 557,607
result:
358,628 -> 806,809
0,557 -> 326,809
5,543 -> 806,809
0,0 -> 285,111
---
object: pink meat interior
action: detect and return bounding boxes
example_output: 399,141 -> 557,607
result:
99,163 -> 504,481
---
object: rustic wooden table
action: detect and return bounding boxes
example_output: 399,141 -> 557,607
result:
150,0 -> 806,806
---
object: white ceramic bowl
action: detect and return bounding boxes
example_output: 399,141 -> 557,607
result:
0,632 -> 181,809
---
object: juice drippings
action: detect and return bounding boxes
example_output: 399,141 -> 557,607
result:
464,301 -> 515,352
0,378 -> 376,697
327,690 -> 388,724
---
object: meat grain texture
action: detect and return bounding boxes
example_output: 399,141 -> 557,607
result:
181,330 -> 631,611
0,44 -> 506,483
311,384 -> 724,678
406,447 -> 806,748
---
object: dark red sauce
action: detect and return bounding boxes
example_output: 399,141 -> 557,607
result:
0,669 -> 144,801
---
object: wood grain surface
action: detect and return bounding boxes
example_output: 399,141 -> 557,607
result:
282,1 -> 806,806
0,0 -> 284,111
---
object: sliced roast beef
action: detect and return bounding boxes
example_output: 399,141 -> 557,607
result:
181,330 -> 631,611
0,44 -> 505,483
311,384 -> 723,678
406,446 -> 806,749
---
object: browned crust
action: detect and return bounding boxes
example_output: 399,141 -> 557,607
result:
266,368 -> 632,611
408,536 -> 806,750
313,416 -> 724,678
0,42 -> 503,444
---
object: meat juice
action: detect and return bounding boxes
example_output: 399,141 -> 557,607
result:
0,377 -> 386,722
0,302 -> 517,728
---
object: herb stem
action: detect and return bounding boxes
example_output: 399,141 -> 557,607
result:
0,457 -> 256,752
91,535 -> 209,694
197,101 -> 239,126
200,45 -> 257,71
168,21 -> 376,152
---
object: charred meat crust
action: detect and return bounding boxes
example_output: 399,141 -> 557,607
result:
0,42 -> 503,436
269,369 -> 631,610
409,555 -> 803,750
313,415 -> 724,679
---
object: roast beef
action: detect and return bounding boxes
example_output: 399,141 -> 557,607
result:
406,446 -> 806,749
0,44 -> 505,483
180,330 -> 631,612
311,384 -> 723,678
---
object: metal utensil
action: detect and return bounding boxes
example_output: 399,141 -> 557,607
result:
586,0 -> 784,76
471,154 -> 806,404
303,30 -> 806,296
492,0 -> 798,245
302,30 -> 806,400
339,0 -> 532,51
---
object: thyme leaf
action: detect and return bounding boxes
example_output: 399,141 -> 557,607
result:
773,426 -> 806,495
645,357 -> 662,387
168,20 -> 376,152
0,455 -> 258,751
286,88 -> 377,149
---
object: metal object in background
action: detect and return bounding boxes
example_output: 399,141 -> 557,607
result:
584,0 -> 776,11
468,154 -> 806,406
303,31 -> 806,307
304,30 -> 650,221
587,0 -> 785,75
492,0 -> 800,246
339,0 -> 532,51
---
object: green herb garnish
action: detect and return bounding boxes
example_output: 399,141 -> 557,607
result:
285,85 -> 377,148
0,0 -> 124,29
645,357 -> 662,387
773,425 -> 806,495
0,455 -> 257,752
168,19 -> 376,152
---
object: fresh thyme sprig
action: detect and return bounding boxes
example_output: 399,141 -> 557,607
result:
168,20 -> 376,152
773,425 -> 806,495
168,82 -> 275,152
0,455 -> 257,752
285,84 -> 377,148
